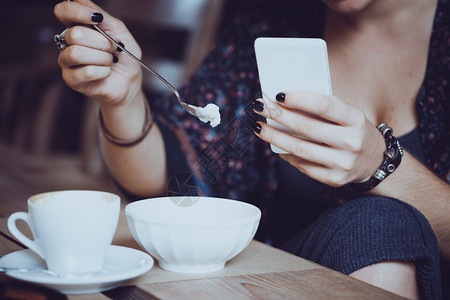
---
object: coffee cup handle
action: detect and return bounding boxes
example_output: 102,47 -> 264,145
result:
7,212 -> 45,259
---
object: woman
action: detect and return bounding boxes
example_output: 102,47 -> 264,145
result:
54,0 -> 449,298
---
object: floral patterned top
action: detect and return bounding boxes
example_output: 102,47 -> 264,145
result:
150,0 -> 449,242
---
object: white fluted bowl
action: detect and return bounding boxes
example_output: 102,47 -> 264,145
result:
125,197 -> 261,273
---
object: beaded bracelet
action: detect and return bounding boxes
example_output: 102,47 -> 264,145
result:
99,100 -> 154,147
348,123 -> 404,192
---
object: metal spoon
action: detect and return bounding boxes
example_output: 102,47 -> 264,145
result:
1,266 -> 107,278
0,266 -> 59,277
93,25 -> 220,127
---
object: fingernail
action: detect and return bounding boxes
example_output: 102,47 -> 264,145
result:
112,55 -> 119,63
252,100 -> 264,112
91,12 -> 103,23
252,122 -> 262,134
276,92 -> 285,103
116,42 -> 125,52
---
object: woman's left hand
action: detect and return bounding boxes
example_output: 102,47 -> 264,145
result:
252,91 -> 385,187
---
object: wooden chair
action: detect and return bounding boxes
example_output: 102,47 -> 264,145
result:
0,64 -> 63,155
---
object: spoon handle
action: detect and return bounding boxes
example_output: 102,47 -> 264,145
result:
92,25 -> 179,97
92,25 -> 202,119
0,266 -> 59,277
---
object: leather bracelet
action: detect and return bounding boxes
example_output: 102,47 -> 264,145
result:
348,123 -> 404,192
99,100 -> 154,147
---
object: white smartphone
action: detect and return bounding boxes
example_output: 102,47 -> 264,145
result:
254,37 -> 332,153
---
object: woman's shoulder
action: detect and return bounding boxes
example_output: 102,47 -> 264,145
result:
417,0 -> 450,183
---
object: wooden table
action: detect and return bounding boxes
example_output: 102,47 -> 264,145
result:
0,143 -> 404,299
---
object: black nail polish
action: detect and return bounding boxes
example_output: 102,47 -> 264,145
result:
252,100 -> 264,112
252,122 -> 262,134
116,42 -> 125,52
276,92 -> 286,103
91,12 -> 103,23
112,55 -> 119,63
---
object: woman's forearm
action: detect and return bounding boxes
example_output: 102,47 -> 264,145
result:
372,151 -> 450,261
100,91 -> 168,197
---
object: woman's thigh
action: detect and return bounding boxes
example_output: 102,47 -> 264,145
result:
282,196 -> 441,299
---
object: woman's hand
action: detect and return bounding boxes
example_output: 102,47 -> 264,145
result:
252,91 -> 386,187
54,0 -> 142,108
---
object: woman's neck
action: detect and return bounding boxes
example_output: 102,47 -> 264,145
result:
323,0 -> 438,40
321,0 -> 438,135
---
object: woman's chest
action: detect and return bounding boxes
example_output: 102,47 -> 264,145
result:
328,47 -> 428,135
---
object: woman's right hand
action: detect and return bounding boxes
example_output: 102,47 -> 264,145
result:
54,0 -> 168,198
54,0 -> 143,108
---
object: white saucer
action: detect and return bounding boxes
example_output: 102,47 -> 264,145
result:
0,245 -> 153,294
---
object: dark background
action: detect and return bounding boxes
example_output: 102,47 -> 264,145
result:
0,0 -> 240,156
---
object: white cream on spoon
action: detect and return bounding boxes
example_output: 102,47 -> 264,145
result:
192,103 -> 221,127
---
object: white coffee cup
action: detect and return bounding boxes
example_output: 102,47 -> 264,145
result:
7,190 -> 120,278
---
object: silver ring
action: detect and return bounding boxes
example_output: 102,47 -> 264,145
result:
54,29 -> 69,51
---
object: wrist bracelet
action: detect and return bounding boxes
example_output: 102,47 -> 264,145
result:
99,99 -> 154,147
348,123 -> 404,192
